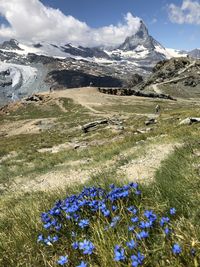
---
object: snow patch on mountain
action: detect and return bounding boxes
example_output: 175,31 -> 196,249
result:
154,46 -> 187,59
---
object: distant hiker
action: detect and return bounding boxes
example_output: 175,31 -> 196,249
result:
89,82 -> 93,87
155,104 -> 161,114
49,87 -> 53,93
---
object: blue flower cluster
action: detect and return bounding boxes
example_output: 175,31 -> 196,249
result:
37,183 -> 186,266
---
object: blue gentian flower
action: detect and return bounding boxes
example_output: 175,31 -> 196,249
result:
160,217 -> 170,227
76,261 -> 87,267
72,242 -> 79,250
44,237 -> 52,246
164,227 -> 170,235
78,219 -> 89,229
37,234 -> 43,243
102,209 -> 110,217
52,235 -> 59,243
57,255 -> 68,265
131,217 -> 139,223
172,244 -> 182,255
128,225 -> 135,232
131,252 -> 145,266
135,190 -> 141,195
144,210 -> 157,222
136,231 -> 149,240
112,205 -> 117,211
127,240 -> 137,249
55,224 -> 62,231
110,216 -> 120,228
127,206 -> 137,214
114,245 -> 125,261
109,184 -> 115,189
139,221 -> 152,229
129,182 -> 138,189
191,248 -> 196,257
44,222 -> 52,229
79,240 -> 95,255
170,208 -> 176,215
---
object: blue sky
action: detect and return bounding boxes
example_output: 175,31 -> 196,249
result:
0,0 -> 200,50
40,0 -> 199,50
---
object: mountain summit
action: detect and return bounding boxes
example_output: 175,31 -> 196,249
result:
118,20 -> 160,51
0,39 -> 22,51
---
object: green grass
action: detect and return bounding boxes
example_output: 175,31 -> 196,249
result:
0,142 -> 200,267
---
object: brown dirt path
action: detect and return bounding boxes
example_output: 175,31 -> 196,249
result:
9,141 -> 179,193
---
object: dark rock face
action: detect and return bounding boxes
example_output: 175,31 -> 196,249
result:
33,43 -> 43,48
61,44 -> 110,59
0,39 -> 22,50
48,70 -> 123,88
27,53 -> 61,64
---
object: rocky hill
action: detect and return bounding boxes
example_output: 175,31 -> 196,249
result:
140,57 -> 200,98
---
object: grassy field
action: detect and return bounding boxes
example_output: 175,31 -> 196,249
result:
0,91 -> 200,266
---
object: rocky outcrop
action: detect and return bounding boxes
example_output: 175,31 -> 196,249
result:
82,118 -> 124,133
98,87 -> 175,100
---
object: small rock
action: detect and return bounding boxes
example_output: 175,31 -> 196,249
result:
117,126 -> 124,130
145,118 -> 157,126
74,144 -> 80,149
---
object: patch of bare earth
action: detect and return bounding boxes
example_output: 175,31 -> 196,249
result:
8,141 -> 180,193
0,118 -> 56,137
118,143 -> 180,183
11,168 -> 95,192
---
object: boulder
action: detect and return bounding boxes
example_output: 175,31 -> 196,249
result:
179,117 -> 200,125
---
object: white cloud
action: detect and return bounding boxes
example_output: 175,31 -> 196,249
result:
168,0 -> 200,25
150,18 -> 158,24
0,0 -> 141,47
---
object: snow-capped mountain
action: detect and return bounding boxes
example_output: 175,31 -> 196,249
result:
119,20 -> 161,51
111,20 -> 185,61
0,18 -> 197,107
188,49 -> 200,59
0,20 -> 185,63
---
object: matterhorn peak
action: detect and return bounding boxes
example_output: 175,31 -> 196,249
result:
118,20 -> 156,51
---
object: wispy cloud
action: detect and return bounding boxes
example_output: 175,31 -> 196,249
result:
150,18 -> 158,24
168,0 -> 200,25
0,0 -> 141,47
